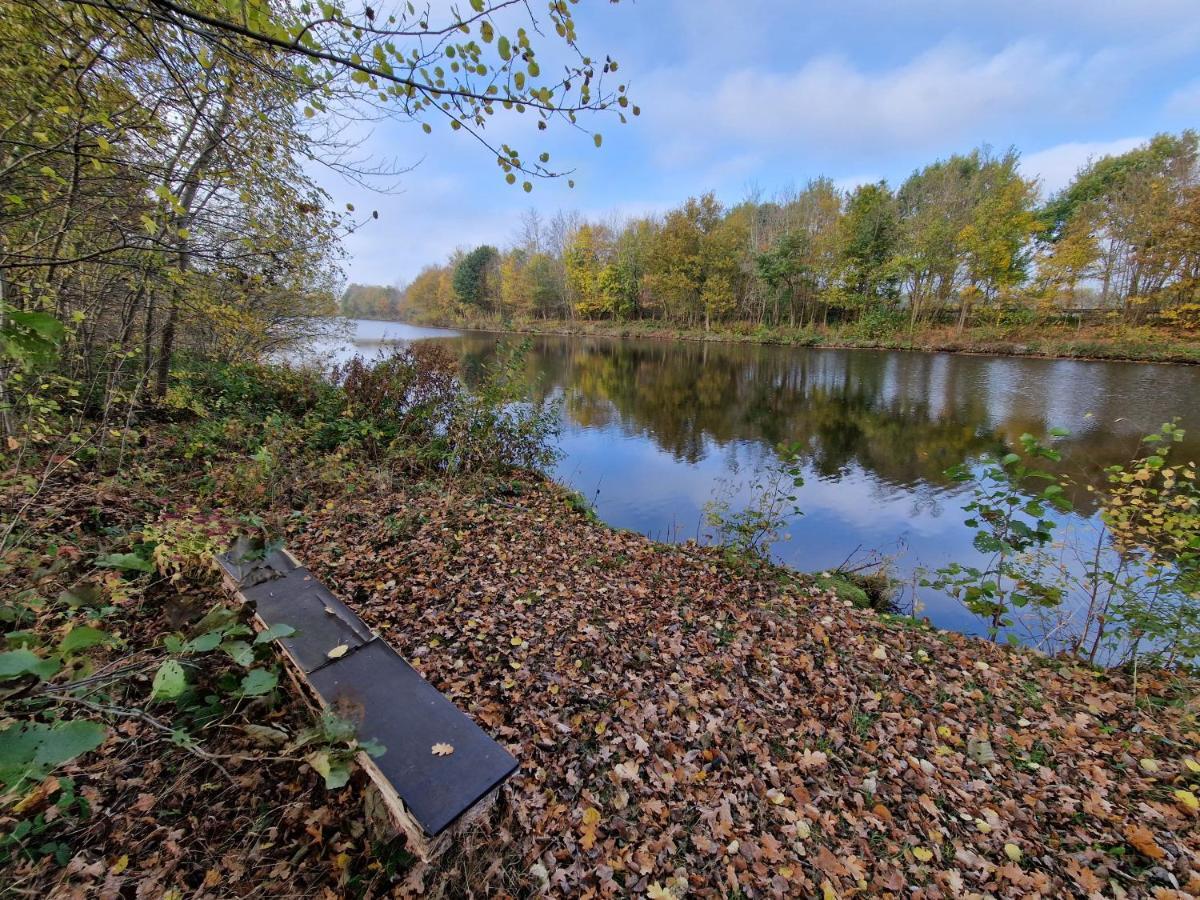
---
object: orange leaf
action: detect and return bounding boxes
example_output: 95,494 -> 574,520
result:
1124,823 -> 1165,860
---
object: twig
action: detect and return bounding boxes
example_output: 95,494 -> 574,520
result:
57,695 -> 237,784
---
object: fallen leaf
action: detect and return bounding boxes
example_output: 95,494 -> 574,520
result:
327,644 -> 349,659
1124,823 -> 1165,859
1175,789 -> 1199,813
431,742 -> 455,756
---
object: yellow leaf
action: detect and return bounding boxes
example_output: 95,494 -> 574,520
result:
912,847 -> 933,862
582,806 -> 601,826
1174,789 -> 1199,813
647,883 -> 676,900
326,644 -> 348,659
1004,843 -> 1022,861
510,635 -> 524,646
1185,758 -> 1200,774
1139,758 -> 1160,773
431,742 -> 455,756
936,725 -> 953,739
111,854 -> 129,874
821,879 -> 839,900
871,646 -> 887,661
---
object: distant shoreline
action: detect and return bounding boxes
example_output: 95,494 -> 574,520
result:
343,315 -> 1200,366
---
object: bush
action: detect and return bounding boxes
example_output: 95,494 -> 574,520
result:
327,342 -> 559,476
178,359 -> 330,418
843,307 -> 907,341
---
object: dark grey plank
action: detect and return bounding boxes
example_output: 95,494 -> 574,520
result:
309,639 -> 519,836
239,568 -> 374,673
216,545 -> 299,587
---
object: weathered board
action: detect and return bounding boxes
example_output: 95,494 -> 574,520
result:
309,638 -> 519,838
216,545 -> 518,859
239,568 -> 373,674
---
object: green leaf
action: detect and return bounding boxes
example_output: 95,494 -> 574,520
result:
151,659 -> 187,700
6,310 -> 64,342
0,649 -> 61,681
498,35 -> 510,60
306,750 -> 351,789
240,668 -> 278,696
221,640 -> 255,667
184,631 -> 223,653
95,552 -> 154,573
0,719 -> 107,789
254,623 -> 296,645
593,133 -> 603,148
58,626 -> 111,656
191,605 -> 239,634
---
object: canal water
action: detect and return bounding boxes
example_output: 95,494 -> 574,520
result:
306,319 -> 1200,644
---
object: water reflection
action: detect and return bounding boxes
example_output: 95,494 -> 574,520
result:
326,320 -> 1200,640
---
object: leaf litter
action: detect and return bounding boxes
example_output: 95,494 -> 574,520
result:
286,474 -> 1200,898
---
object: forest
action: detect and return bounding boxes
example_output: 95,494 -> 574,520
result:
395,134 -> 1200,346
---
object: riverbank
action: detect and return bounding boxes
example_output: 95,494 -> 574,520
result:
4,356 -> 1199,897
294,473 -> 1200,897
402,314 -> 1200,364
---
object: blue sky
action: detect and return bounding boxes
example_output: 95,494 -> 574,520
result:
326,0 -> 1200,286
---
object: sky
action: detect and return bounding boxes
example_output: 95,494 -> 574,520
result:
325,0 -> 1200,287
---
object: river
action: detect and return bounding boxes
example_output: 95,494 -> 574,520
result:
303,318 -> 1200,644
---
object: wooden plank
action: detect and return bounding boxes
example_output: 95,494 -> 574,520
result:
309,638 -> 518,838
215,546 -> 518,861
239,568 -> 373,673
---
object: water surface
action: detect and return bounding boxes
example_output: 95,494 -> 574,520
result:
312,319 -> 1200,642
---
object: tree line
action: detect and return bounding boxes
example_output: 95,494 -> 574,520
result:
399,133 -> 1200,334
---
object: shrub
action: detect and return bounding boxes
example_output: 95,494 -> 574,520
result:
844,307 -> 907,341
328,342 -> 559,476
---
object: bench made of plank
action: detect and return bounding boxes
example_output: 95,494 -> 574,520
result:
216,544 -> 517,859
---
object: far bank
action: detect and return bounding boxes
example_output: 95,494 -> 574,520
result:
382,315 -> 1200,365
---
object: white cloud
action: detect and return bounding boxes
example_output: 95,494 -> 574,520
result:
635,37 -> 1150,176
1020,136 -> 1146,197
